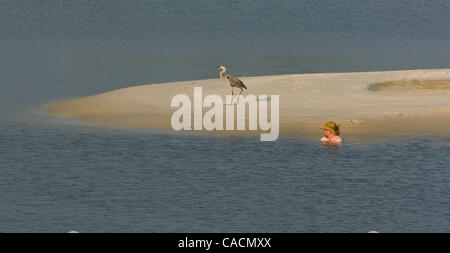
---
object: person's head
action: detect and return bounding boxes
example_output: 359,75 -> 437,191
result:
320,121 -> 340,137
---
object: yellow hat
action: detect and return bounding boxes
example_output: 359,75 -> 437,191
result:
320,121 -> 341,136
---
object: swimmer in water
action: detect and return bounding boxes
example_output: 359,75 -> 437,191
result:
320,121 -> 343,145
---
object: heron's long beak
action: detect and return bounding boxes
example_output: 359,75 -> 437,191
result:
216,66 -> 220,69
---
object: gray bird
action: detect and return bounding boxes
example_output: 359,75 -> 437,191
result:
217,65 -> 247,103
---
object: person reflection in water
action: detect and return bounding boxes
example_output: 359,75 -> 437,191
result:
320,121 -> 343,146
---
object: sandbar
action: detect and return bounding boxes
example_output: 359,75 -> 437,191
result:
46,69 -> 450,140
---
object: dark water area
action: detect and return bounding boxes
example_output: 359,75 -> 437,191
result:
0,122 -> 449,232
0,0 -> 449,232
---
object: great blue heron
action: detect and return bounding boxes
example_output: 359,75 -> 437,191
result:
217,65 -> 247,103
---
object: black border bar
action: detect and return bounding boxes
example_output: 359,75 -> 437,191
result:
1,233 -> 448,251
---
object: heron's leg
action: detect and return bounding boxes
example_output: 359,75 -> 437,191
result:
237,88 -> 244,103
230,87 -> 235,104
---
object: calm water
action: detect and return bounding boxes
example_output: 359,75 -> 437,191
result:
0,0 -> 449,232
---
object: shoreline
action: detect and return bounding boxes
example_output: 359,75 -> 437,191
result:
46,69 -> 450,140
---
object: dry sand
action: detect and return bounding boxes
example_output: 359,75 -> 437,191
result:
46,69 -> 450,140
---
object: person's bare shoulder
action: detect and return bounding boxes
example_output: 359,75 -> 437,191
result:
331,136 -> 343,145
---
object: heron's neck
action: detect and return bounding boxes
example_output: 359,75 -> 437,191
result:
219,68 -> 227,80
